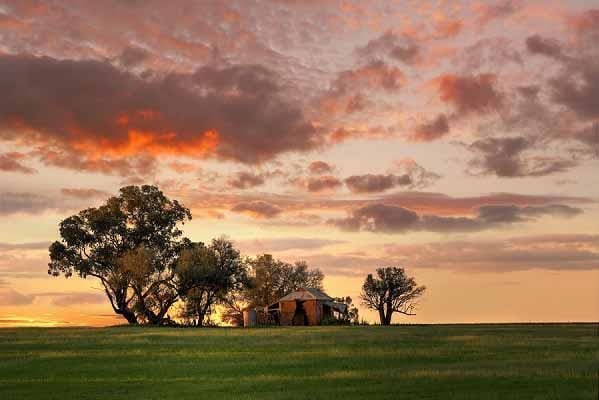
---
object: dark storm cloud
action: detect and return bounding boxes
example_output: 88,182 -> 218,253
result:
0,55 -> 320,172
330,203 -> 582,234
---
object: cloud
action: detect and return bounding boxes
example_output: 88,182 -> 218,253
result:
45,292 -> 106,307
228,171 -> 265,189
437,73 -> 503,116
308,161 -> 334,175
383,234 -> 599,271
525,34 -> 564,59
0,241 -> 50,251
410,114 -> 450,142
182,187 -> 592,225
115,46 -> 150,68
433,18 -> 462,39
60,188 -> 110,199
0,192 -> 59,216
575,123 -> 599,156
328,126 -> 394,143
377,191 -> 591,216
356,31 -> 420,64
0,289 -> 35,305
235,237 -> 346,253
306,176 -> 342,192
0,191 -> 100,216
457,37 -> 522,71
331,204 -> 420,233
466,136 -> 579,177
474,0 -> 519,27
0,252 -> 47,279
392,159 -> 442,189
301,233 -> 599,275
231,201 -> 283,218
0,288 -> 106,307
549,59 -> 599,120
167,161 -> 197,173
0,152 -> 36,174
0,55 -> 320,172
566,8 -> 599,37
33,148 -> 158,177
332,60 -> 404,92
330,203 -> 582,234
344,174 -> 412,194
319,60 -> 404,116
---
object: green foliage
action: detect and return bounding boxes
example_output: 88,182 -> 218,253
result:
361,267 -> 426,325
331,296 -> 360,324
48,185 -> 191,324
243,254 -> 324,308
176,238 -> 249,326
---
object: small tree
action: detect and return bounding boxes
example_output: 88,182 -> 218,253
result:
221,254 -> 324,324
240,254 -> 324,308
220,288 -> 248,326
333,296 -> 359,324
176,238 -> 248,326
361,267 -> 425,325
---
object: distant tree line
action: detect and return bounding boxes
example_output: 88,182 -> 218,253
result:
48,185 -> 424,326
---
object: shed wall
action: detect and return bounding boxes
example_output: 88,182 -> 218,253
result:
279,300 -> 296,326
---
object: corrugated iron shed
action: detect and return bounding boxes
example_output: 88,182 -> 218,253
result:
278,287 -> 332,301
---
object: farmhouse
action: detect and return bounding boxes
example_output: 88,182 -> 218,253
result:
265,288 -> 347,326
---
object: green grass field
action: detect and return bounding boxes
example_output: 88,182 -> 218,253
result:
0,324 -> 597,399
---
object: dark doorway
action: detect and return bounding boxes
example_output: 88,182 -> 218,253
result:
292,300 -> 308,326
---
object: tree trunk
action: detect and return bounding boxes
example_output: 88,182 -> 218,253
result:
119,308 -> 138,324
384,311 -> 393,326
378,308 -> 387,325
384,301 -> 393,325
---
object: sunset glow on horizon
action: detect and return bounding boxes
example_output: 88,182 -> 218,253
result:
0,0 -> 598,327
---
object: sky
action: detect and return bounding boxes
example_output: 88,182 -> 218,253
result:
0,0 -> 598,327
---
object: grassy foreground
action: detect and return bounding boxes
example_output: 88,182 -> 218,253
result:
0,324 -> 597,399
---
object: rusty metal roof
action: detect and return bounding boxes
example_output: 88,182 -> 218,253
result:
278,287 -> 332,301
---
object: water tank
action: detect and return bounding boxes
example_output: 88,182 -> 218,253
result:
243,309 -> 257,327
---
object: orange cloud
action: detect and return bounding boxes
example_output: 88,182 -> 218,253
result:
72,129 -> 219,158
